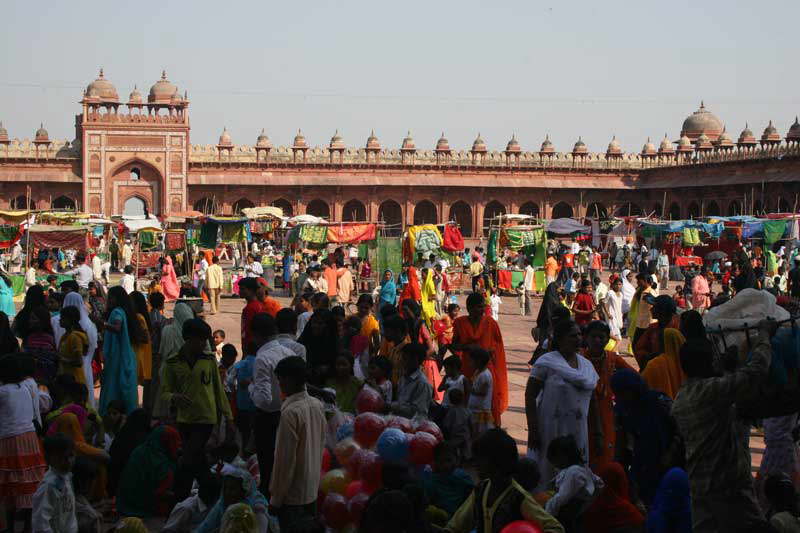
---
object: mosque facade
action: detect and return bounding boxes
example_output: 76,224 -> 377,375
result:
1,70 -> 799,243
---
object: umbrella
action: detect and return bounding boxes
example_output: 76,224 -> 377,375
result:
705,251 -> 727,261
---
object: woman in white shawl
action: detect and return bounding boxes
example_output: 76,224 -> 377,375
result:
525,319 -> 599,490
620,269 -> 636,315
55,292 -> 99,407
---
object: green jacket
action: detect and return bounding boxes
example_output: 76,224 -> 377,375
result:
161,352 -> 232,425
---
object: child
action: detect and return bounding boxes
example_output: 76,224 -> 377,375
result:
673,285 -> 686,310
516,281 -> 527,317
32,434 -> 77,533
439,355 -> 469,408
467,348 -> 494,436
213,329 -> 227,361
57,306 -> 89,385
95,399 -> 125,451
120,265 -> 135,294
436,304 -> 459,348
565,272 -> 580,305
219,344 -> 238,398
423,442 -> 475,520
48,292 -> 63,318
149,274 -> 163,295
365,356 -> 393,404
72,457 -> 102,533
489,287 -> 502,321
226,342 -> 257,450
441,389 -> 472,463
325,351 -> 364,414
343,315 -> 370,379
388,343 -> 433,418
545,435 -> 602,533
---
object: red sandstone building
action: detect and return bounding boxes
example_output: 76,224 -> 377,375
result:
1,70 -> 799,244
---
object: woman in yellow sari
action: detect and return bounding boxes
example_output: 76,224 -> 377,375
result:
641,328 -> 686,399
420,268 -> 437,328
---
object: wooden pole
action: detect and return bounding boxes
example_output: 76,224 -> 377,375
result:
662,190 -> 667,219
24,185 -> 31,271
793,193 -> 798,216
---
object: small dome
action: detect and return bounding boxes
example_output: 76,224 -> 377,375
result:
607,135 -> 622,155
436,132 -> 450,151
35,123 -> 49,141
218,127 -> 232,146
0,121 -> 8,142
85,68 -> 119,103
695,132 -> 713,150
658,133 -> 674,153
677,133 -> 694,152
471,133 -> 487,152
641,137 -> 657,156
329,130 -> 345,150
148,70 -> 178,104
572,137 -> 588,155
170,89 -> 182,105
539,134 -> 555,154
715,126 -> 734,149
505,134 -> 521,153
128,85 -> 143,105
256,129 -> 272,148
293,129 -> 308,148
681,101 -> 724,140
761,120 -> 781,143
738,123 -> 757,145
401,131 -> 416,151
366,130 -> 381,150
786,117 -> 800,142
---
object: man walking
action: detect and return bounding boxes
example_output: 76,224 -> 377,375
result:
206,256 -> 223,315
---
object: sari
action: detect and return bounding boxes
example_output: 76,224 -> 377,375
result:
645,468 -> 692,533
691,274 -> 710,310
197,464 -> 269,533
451,315 -> 508,425
420,269 -> 437,328
48,411 -> 108,500
117,425 -> 181,518
585,349 -> 633,470
161,257 -> 180,301
641,328 -> 686,399
98,307 -> 138,416
134,314 -> 152,384
399,266 -> 421,304
0,276 -> 15,318
582,462 -> 645,533
378,270 -> 397,319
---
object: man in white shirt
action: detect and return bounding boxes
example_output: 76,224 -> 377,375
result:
244,254 -> 263,278
9,242 -> 22,274
121,240 -> 133,268
120,265 -> 135,294
657,250 -> 670,293
62,252 -> 94,289
196,252 -> 209,298
522,259 -> 535,315
275,308 -> 307,359
250,313 -> 294,493
570,241 -> 581,255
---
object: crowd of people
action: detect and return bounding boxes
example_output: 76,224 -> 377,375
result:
0,235 -> 799,533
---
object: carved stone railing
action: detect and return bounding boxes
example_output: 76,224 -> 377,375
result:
0,139 -> 80,160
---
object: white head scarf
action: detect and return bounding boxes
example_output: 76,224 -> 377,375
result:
620,269 -> 636,313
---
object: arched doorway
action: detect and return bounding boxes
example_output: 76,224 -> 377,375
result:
614,203 -> 642,217
194,197 -> 216,214
110,160 -> 161,215
705,201 -> 720,217
342,199 -> 367,222
728,200 -> 742,216
306,199 -> 330,219
669,202 -> 681,220
232,198 -> 255,214
687,202 -> 700,219
11,195 -> 35,210
585,202 -> 607,219
413,200 -> 437,225
551,202 -> 573,219
449,201 -> 473,238
378,200 -> 403,237
778,197 -> 792,213
519,201 -> 540,218
52,196 -> 76,210
483,200 -> 506,236
271,198 -> 293,217
123,196 -> 147,217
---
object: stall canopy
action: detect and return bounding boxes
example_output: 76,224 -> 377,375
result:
122,215 -> 163,233
326,223 -> 376,244
545,218 -> 591,234
242,206 -> 283,219
28,224 -> 89,250
288,214 -> 326,225
0,209 -> 31,223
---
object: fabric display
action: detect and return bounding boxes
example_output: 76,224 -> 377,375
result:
546,218 -> 590,235
0,225 -> 22,248
221,224 -> 246,243
29,226 -> 89,251
487,230 -> 499,265
299,225 -> 327,244
165,232 -> 186,251
681,227 -> 700,246
138,231 -> 156,249
326,223 -> 376,244
407,225 -> 443,255
132,252 -> 162,269
199,222 -> 219,249
376,237 -> 402,279
503,229 -> 537,250
441,224 -> 465,252
763,219 -> 788,245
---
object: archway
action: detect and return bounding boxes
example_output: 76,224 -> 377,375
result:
728,200 -> 742,216
778,197 -> 792,213
123,196 -> 147,217
449,201 -> 473,238
342,199 -> 367,222
11,195 -> 35,210
271,198 -> 293,217
585,202 -> 607,219
52,196 -> 76,210
379,200 -> 403,237
109,159 -> 161,215
194,197 -> 216,214
551,201 -> 573,219
413,200 -> 438,225
705,201 -> 720,217
669,202 -> 681,220
687,202 -> 700,219
483,200 -> 506,236
306,199 -> 330,219
232,198 -> 255,214
519,201 -> 541,218
614,203 -> 642,217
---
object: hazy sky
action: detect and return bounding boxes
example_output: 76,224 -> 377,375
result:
2,0 -> 798,153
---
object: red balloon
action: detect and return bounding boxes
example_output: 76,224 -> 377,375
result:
347,492 -> 370,525
353,412 -> 387,448
409,431 -> 438,465
346,448 -> 369,479
499,520 -> 544,533
322,493 -> 350,530
321,448 -> 332,473
387,416 -> 414,433
359,450 -> 383,489
356,387 -> 385,414
345,480 -> 365,499
415,420 -> 444,443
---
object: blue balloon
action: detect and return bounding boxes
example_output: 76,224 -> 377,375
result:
376,428 -> 409,463
336,422 -> 354,442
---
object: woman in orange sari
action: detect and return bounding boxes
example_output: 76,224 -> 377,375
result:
583,320 -> 633,470
641,328 -> 686,399
47,409 -> 109,500
446,292 -> 508,425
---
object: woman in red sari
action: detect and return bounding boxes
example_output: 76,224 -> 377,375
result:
160,256 -> 180,302
446,292 -> 508,426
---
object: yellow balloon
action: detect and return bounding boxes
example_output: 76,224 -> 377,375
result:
320,468 -> 351,495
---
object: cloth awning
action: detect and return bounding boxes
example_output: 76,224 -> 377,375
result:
28,224 -> 89,250
242,206 -> 283,219
0,210 -> 31,222
288,214 -> 326,225
121,216 -> 163,232
326,223 -> 376,244
546,218 -> 591,234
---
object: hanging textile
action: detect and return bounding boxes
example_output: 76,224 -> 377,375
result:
546,218 -> 591,234
325,223 -> 376,244
0,225 -> 22,248
165,232 -> 186,251
29,225 -> 89,251
442,225 -> 465,252
763,219 -> 788,245
699,222 -> 724,238
504,229 -> 537,250
199,222 -> 219,249
742,221 -> 764,239
299,225 -> 327,244
407,224 -> 443,255
531,228 -> 547,267
287,226 -> 301,244
682,227 -> 700,246
487,230 -> 499,265
591,219 -> 601,248
376,237 -> 402,279
221,223 -> 246,243
138,230 -> 156,249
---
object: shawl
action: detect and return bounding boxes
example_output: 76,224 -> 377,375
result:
641,328 -> 686,399
691,274 -> 710,309
46,404 -> 88,436
379,269 -> 397,307
198,464 -> 268,533
420,269 -> 437,327
63,292 -> 98,404
161,256 -> 180,301
441,224 -> 464,252
399,266 -> 421,303
533,350 -> 599,392
160,303 -> 194,361
536,282 -> 563,333
98,307 -> 138,416
408,225 -> 443,255
620,269 -> 636,314
117,425 -> 181,518
645,468 -> 692,533
582,462 -> 645,533
48,412 -> 105,459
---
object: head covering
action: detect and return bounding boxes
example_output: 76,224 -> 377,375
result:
159,302 -> 194,360
221,503 -> 258,533
420,269 -> 437,327
298,309 -> 339,371
379,269 -> 397,307
582,462 -> 645,533
198,465 -> 268,533
646,467 -> 692,533
620,269 -> 636,312
116,517 -> 148,533
536,282 -> 563,333
47,404 -> 88,436
48,412 -> 104,459
653,295 -> 677,315
641,328 -> 686,399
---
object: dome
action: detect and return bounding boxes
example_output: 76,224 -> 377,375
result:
572,137 -> 588,155
366,130 -> 381,150
0,122 -> 7,142
329,130 -> 345,150
681,101 -> 724,141
738,123 -> 757,145
715,126 -> 734,149
505,134 -> 521,153
35,123 -> 49,141
761,120 -> 781,143
293,129 -> 308,148
641,137 -> 657,156
695,132 -> 713,150
170,89 -> 182,105
256,129 -> 272,149
606,135 -> 622,155
128,85 -> 143,105
435,132 -> 450,151
471,133 -> 487,152
148,70 -> 178,104
85,68 -> 119,103
218,127 -> 232,146
401,131 -> 416,151
677,133 -> 694,152
787,117 -> 800,143
539,134 -> 555,154
658,133 -> 674,153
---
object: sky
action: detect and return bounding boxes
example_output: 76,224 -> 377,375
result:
2,0 -> 799,153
